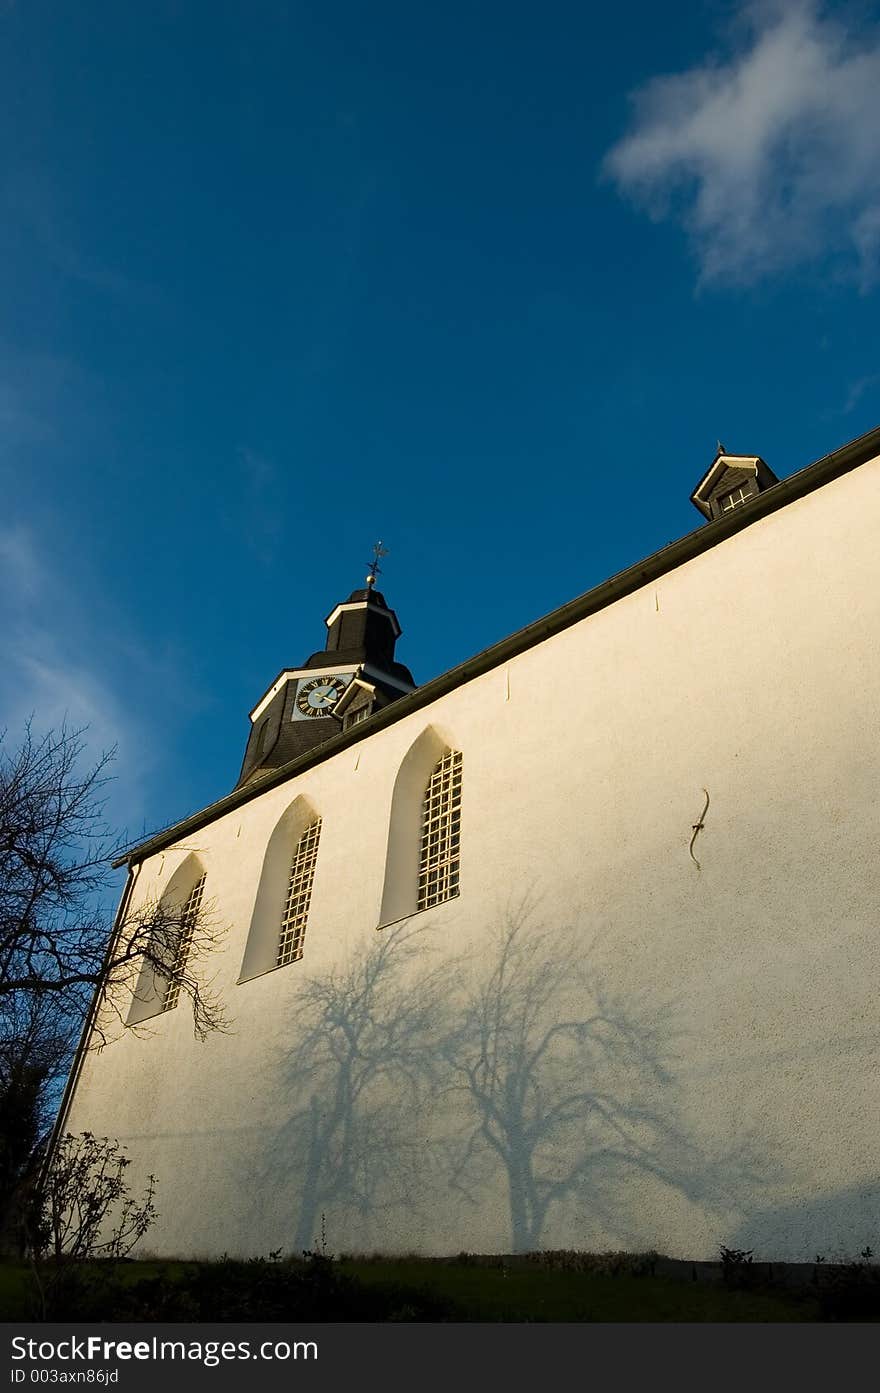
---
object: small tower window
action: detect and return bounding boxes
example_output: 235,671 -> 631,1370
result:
344,705 -> 371,730
255,719 -> 270,758
162,873 -> 207,1011
277,818 -> 322,966
418,750 -> 462,910
719,483 -> 755,513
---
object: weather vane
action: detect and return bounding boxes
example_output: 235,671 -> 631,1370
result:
365,540 -> 389,588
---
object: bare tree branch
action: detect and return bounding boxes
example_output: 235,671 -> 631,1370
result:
0,722 -> 228,1237
0,722 -> 229,1041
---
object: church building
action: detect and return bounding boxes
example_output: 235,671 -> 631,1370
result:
57,425 -> 880,1261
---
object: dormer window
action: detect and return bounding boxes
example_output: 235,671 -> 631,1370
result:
719,483 -> 755,513
690,449 -> 779,522
334,676 -> 380,732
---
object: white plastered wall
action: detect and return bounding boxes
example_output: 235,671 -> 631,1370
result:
65,454 -> 880,1260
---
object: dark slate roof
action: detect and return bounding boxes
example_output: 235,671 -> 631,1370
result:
303,647 -> 415,684
346,587 -> 387,604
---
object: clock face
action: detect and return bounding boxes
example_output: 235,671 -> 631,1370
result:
295,674 -> 349,719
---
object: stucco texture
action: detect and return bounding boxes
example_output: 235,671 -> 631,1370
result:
65,456 -> 880,1261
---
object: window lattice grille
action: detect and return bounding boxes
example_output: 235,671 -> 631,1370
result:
720,484 -> 753,512
162,873 -> 206,1011
277,818 -> 322,967
418,749 -> 462,911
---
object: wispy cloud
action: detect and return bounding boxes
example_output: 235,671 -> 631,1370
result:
0,525 -> 156,837
2,173 -> 158,306
603,1 -> 880,288
0,349 -> 112,493
839,372 -> 880,415
0,524 -> 42,598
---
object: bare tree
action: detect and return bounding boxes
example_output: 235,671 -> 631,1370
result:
89,884 -> 230,1047
0,722 -> 228,1042
444,902 -> 705,1252
0,722 -> 228,1235
0,723 -> 115,1024
0,994 -> 73,1251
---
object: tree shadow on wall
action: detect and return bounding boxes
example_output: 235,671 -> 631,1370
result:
264,903 -> 774,1256
266,923 -> 449,1254
729,1180 -> 880,1263
442,900 -> 771,1253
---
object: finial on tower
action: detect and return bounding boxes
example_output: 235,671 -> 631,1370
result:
365,540 -> 389,589
716,440 -> 727,456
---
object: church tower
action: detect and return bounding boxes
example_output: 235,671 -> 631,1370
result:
235,567 -> 415,789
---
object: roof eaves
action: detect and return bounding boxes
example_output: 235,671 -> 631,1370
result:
113,421 -> 880,869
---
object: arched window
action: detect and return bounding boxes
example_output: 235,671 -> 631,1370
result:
379,727 -> 462,926
127,854 -> 207,1026
239,796 -> 322,982
276,818 -> 322,967
162,872 -> 206,1010
418,750 -> 462,910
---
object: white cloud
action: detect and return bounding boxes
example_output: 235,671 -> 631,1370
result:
603,2 -> 880,288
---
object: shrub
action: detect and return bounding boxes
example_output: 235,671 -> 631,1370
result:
26,1132 -> 158,1319
719,1245 -> 756,1290
817,1247 -> 880,1322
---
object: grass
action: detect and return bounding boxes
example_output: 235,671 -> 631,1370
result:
0,1259 -> 195,1320
338,1259 -> 817,1322
0,1261 -> 29,1319
0,1255 -> 822,1322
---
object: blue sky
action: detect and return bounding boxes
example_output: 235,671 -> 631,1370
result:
1,0 -> 879,864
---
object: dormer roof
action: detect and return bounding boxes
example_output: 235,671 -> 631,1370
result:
332,677 -> 377,721
690,450 -> 779,520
